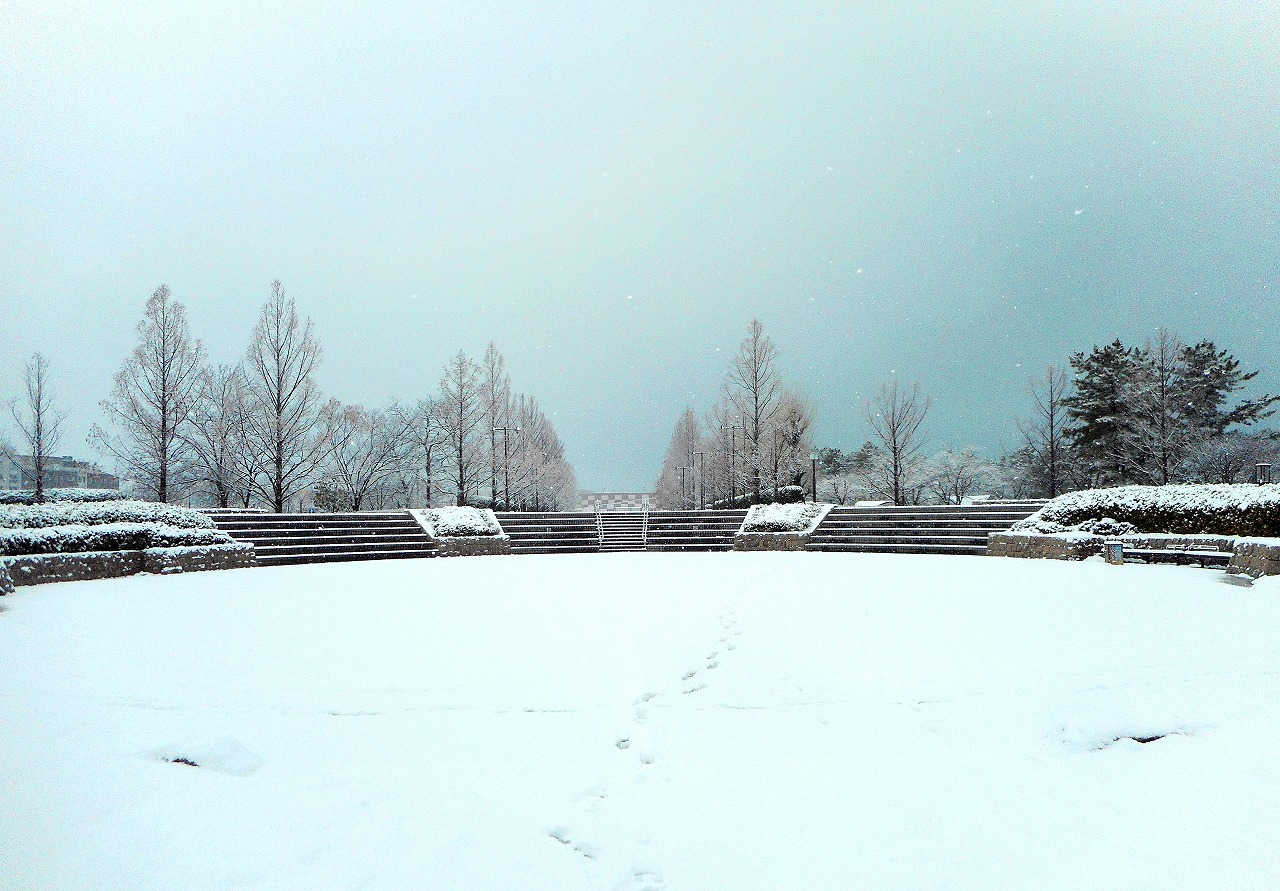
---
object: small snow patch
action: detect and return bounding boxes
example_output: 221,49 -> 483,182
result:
145,737 -> 264,776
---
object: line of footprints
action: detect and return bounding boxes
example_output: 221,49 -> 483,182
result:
549,608 -> 743,889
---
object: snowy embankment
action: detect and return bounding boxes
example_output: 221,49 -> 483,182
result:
3,554 -> 1280,889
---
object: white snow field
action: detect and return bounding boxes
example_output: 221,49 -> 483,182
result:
3,553 -> 1280,890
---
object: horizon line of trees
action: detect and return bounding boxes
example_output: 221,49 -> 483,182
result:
3,282 -> 577,511
814,328 -> 1278,506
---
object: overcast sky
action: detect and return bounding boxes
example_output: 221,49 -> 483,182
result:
3,2 -> 1277,491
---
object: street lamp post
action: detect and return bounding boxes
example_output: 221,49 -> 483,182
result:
694,451 -> 705,510
810,450 -> 819,503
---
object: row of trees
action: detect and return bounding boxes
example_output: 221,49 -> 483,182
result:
6,282 -> 576,509
654,320 -> 814,508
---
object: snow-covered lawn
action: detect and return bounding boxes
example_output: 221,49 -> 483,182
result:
3,553 -> 1279,890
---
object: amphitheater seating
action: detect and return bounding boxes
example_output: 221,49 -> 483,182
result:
645,510 -> 748,552
208,502 -> 1044,565
207,510 -> 437,566
807,503 -> 1043,556
494,512 -> 601,554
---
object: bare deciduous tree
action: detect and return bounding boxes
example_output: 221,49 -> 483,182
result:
185,364 -> 250,508
479,342 -> 513,506
865,380 -> 932,505
91,286 -> 206,503
725,319 -> 782,501
321,404 -> 411,511
1017,365 -> 1071,498
654,408 -> 702,508
438,351 -> 485,506
925,447 -> 997,505
242,280 -> 336,512
10,352 -> 66,502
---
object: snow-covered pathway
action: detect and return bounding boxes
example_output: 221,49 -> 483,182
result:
2,553 -> 1279,889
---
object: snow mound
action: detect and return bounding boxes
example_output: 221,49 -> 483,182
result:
145,737 -> 264,776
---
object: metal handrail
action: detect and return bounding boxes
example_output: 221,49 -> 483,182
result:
641,508 -> 649,550
595,509 -> 604,550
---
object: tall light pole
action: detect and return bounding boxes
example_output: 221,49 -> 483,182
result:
492,425 -> 519,509
720,423 -> 740,508
810,450 -> 819,503
694,451 -> 705,510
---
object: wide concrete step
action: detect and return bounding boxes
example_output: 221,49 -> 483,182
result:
809,534 -> 988,546
254,540 -> 436,557
807,542 -> 988,555
257,548 -> 437,566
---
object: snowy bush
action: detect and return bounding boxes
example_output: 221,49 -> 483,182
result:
1075,517 -> 1137,537
415,507 -> 503,537
0,523 -> 233,557
741,502 -> 826,534
0,488 -> 126,505
0,500 -> 216,531
1014,485 -> 1280,536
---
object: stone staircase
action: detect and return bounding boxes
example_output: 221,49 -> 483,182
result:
807,503 -> 1042,556
493,512 -> 601,554
598,511 -> 647,552
207,510 -> 438,566
645,510 -> 748,552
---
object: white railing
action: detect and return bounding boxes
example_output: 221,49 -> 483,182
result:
595,510 -> 604,549
641,509 -> 649,550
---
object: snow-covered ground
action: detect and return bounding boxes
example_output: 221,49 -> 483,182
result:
3,553 -> 1279,890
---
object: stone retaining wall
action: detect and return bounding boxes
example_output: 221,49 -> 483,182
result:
733,532 -> 809,552
434,536 -> 512,557
0,543 -> 256,589
987,532 -> 1100,560
1228,540 -> 1280,578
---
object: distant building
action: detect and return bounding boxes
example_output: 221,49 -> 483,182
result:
0,454 -> 120,492
577,491 -> 654,512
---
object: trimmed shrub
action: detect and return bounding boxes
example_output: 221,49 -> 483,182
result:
0,488 -> 126,505
1013,485 -> 1280,536
0,500 -> 215,530
741,502 -> 825,533
416,507 -> 502,537
0,523 -> 233,557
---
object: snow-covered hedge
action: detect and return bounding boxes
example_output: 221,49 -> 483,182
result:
0,488 -> 126,505
1013,485 -> 1280,537
740,502 -> 828,534
414,507 -> 503,537
0,523 -> 233,557
0,500 -> 216,531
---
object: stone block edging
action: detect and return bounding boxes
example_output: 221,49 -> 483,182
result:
990,531 -> 1280,577
433,536 -> 513,557
733,531 -> 809,551
1229,539 -> 1280,578
1,543 -> 256,589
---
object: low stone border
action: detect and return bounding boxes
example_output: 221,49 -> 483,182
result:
987,531 -> 1099,561
1,543 -> 256,590
733,531 -> 809,551
990,531 -> 1280,577
1229,539 -> 1280,578
433,536 -> 512,557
